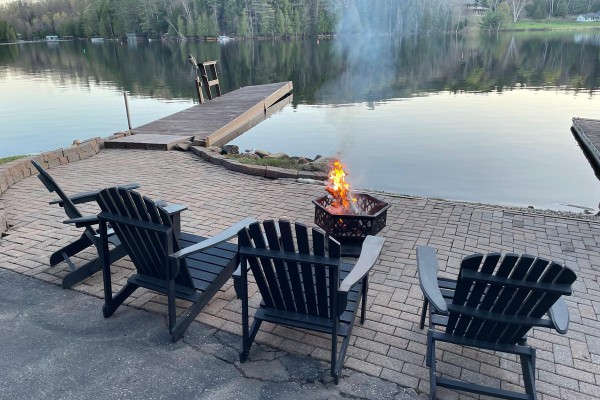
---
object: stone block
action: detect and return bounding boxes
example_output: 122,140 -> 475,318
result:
209,153 -> 226,166
297,170 -> 317,180
62,146 -> 79,156
59,157 -> 69,165
47,158 -> 60,168
67,153 -> 80,163
221,159 -> 243,172
239,164 -> 266,177
314,171 -> 328,181
43,150 -> 64,162
0,172 -> 9,194
9,168 -> 24,183
265,167 -> 298,179
190,146 -> 211,161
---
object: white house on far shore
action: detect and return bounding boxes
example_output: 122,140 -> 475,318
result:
577,12 -> 600,22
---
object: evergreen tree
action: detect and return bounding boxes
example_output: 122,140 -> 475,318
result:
0,19 -> 17,42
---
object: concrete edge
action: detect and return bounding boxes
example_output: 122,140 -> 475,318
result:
189,146 -> 329,181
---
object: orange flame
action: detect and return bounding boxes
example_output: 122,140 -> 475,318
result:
326,160 -> 357,212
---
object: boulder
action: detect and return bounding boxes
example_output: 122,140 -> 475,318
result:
302,156 -> 336,172
221,144 -> 240,155
265,152 -> 289,159
255,149 -> 271,158
296,157 -> 310,164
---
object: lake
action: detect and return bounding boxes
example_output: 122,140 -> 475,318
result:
1,32 -> 599,212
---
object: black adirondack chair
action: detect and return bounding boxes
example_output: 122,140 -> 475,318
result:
31,160 -> 140,289
234,220 -> 385,384
417,246 -> 577,400
96,187 -> 255,342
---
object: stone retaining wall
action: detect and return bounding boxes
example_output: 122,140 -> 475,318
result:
0,137 -> 104,197
190,146 -> 329,180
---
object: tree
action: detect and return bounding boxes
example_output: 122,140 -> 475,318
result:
526,0 -> 549,19
506,0 -> 532,22
0,19 -> 17,42
480,10 -> 505,29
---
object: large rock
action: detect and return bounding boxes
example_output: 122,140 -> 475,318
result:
255,149 -> 271,158
265,152 -> 289,159
221,144 -> 239,155
301,156 -> 336,172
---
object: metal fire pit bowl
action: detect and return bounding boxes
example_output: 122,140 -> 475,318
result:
313,193 -> 390,257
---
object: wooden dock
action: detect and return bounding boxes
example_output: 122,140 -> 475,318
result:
572,117 -> 600,171
104,81 -> 293,150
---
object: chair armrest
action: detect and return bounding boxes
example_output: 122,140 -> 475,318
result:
169,217 -> 256,260
416,246 -> 448,313
63,215 -> 99,228
339,236 -> 385,293
50,183 -> 140,206
548,297 -> 570,334
160,203 -> 188,216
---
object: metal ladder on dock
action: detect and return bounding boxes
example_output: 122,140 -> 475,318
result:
195,61 -> 222,103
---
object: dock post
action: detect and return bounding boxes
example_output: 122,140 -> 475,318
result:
123,91 -> 132,130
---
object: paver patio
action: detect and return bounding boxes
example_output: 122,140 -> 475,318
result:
0,148 -> 599,400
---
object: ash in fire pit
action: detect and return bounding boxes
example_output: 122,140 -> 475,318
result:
313,160 -> 389,256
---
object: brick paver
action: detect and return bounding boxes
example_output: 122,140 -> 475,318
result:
1,149 -> 599,399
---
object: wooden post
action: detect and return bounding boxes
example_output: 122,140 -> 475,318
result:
123,91 -> 132,130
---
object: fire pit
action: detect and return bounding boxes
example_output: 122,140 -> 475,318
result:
313,161 -> 389,256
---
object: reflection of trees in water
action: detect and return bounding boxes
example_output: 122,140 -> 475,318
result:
0,33 -> 598,104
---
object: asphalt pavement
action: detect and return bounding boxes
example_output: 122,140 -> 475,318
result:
0,269 -> 424,400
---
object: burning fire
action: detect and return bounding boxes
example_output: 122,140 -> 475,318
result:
326,160 -> 359,214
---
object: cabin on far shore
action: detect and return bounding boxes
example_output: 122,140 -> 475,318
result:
577,12 -> 600,22
45,35 -> 59,42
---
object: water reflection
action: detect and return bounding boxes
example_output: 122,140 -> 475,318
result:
0,32 -> 599,211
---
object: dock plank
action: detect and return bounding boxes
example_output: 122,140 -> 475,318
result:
106,81 -> 293,150
572,117 -> 600,171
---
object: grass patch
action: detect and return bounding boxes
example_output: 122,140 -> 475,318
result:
0,155 -> 26,165
225,155 -> 303,170
503,20 -> 600,31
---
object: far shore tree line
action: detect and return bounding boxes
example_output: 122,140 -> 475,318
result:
0,0 -> 599,43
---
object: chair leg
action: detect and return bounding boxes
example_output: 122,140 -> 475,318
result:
333,331 -> 354,385
420,299 -> 428,330
61,245 -> 127,289
360,276 -> 368,324
49,234 -> 93,267
520,348 -> 537,400
427,330 -> 437,399
103,282 -> 138,318
240,318 -> 262,362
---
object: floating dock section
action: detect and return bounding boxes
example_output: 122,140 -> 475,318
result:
105,81 -> 293,150
572,117 -> 600,170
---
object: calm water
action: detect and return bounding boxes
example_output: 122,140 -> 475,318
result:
1,33 -> 600,211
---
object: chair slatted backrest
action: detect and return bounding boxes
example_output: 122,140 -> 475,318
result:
238,220 -> 343,319
97,187 -> 194,288
31,160 -> 83,220
446,253 -> 577,344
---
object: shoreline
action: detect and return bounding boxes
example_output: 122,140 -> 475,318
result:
2,23 -> 600,46
3,138 -> 597,228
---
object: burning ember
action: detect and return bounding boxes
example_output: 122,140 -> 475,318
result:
325,160 -> 360,214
